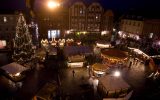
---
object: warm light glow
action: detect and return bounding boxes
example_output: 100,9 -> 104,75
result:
14,72 -> 20,77
47,0 -> 60,9
94,70 -> 105,75
101,31 -> 107,36
113,28 -> 116,32
67,62 -> 84,68
96,43 -> 111,48
66,30 -> 70,34
114,71 -> 120,77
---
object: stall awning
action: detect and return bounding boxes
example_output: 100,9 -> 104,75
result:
1,62 -> 28,75
98,75 -> 130,91
101,48 -> 128,61
92,63 -> 109,72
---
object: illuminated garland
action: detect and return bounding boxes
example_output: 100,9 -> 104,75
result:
12,13 -> 34,65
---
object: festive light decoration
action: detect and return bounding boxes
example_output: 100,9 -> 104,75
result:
12,13 -> 34,65
113,70 -> 121,77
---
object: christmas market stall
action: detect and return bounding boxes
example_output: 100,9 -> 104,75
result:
96,41 -> 112,49
0,62 -> 29,82
128,47 -> 150,62
101,48 -> 128,68
67,55 -> 85,68
92,63 -> 110,77
97,75 -> 131,99
64,46 -> 93,68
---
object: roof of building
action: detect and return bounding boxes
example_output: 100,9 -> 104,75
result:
64,46 -> 93,56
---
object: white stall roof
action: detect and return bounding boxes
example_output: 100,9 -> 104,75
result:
1,62 -> 28,74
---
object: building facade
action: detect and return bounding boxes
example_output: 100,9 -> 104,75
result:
86,2 -> 103,33
101,10 -> 114,34
0,14 -> 18,48
143,19 -> 160,39
120,16 -> 160,40
69,2 -> 86,32
120,18 -> 144,36
68,2 -> 104,34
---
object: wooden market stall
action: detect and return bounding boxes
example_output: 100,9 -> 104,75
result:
67,55 -> 85,68
0,62 -> 29,82
92,63 -> 109,77
97,75 -> 131,98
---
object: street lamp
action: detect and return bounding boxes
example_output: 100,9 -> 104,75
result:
113,70 -> 121,77
47,0 -> 60,41
47,0 -> 60,9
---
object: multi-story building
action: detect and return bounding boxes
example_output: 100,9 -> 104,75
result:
143,19 -> 160,38
101,10 -> 114,34
120,14 -> 160,40
86,2 -> 103,33
120,16 -> 144,36
68,1 -> 104,34
69,2 -> 86,32
0,14 -> 18,48
118,15 -> 144,40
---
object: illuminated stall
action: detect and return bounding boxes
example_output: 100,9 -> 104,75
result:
41,39 -> 49,47
67,55 -> 85,68
128,47 -> 150,61
92,63 -> 109,77
64,46 -> 93,68
0,62 -> 29,82
96,41 -> 112,49
49,40 -> 57,47
97,75 -> 131,98
101,48 -> 128,68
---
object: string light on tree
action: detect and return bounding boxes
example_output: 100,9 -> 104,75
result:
12,13 -> 34,66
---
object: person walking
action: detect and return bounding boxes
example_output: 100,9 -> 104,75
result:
72,70 -> 75,77
129,61 -> 132,68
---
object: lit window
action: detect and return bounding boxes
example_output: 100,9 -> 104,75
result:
4,17 -> 7,22
80,10 -> 82,14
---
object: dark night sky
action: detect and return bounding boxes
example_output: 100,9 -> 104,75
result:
0,0 -> 159,18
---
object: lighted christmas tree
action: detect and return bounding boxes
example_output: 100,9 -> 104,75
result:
12,13 -> 34,65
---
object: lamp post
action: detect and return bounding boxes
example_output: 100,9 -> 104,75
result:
47,0 -> 60,41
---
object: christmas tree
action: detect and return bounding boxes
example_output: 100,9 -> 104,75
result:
12,13 -> 34,65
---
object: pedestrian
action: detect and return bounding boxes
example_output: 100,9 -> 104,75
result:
129,61 -> 132,68
72,70 -> 75,77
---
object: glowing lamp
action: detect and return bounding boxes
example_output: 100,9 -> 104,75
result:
48,0 -> 60,9
114,71 -> 120,77
14,72 -> 20,77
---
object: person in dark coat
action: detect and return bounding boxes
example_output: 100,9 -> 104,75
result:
72,70 -> 75,77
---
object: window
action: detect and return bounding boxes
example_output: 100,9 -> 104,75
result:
80,10 -> 82,14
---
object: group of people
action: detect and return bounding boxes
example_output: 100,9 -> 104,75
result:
128,57 -> 144,69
